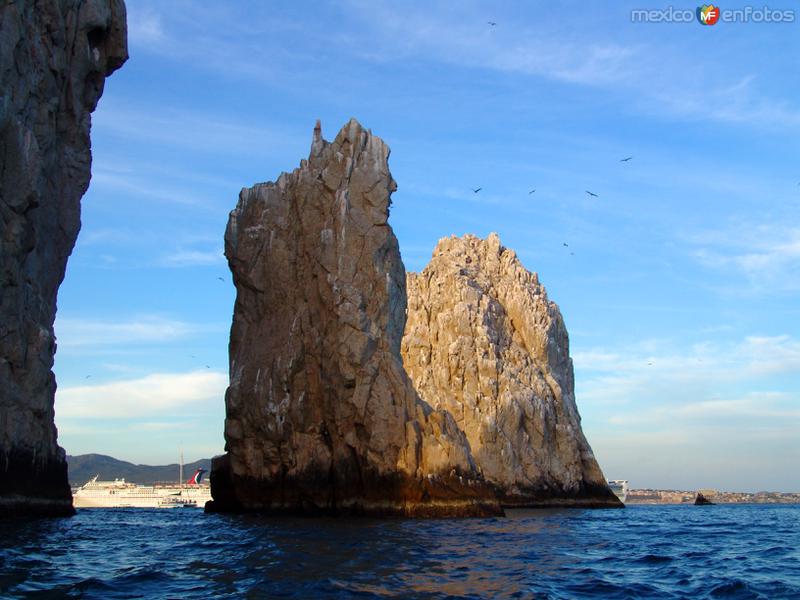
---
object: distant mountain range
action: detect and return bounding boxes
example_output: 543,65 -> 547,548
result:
67,454 -> 212,487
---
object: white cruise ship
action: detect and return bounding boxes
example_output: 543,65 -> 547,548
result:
608,479 -> 629,503
72,468 -> 212,509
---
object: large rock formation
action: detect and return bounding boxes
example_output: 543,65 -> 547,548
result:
209,120 -> 501,516
0,0 -> 127,516
402,234 -> 621,507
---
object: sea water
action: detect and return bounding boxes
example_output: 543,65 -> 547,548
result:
1,504 -> 798,599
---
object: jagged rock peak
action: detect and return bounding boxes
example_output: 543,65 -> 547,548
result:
0,0 -> 128,517
209,120 -> 501,517
402,233 -> 621,508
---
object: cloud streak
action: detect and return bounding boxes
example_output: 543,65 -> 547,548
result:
691,225 -> 800,292
574,334 -> 800,423
576,336 -> 800,490
123,2 -> 800,133
56,370 -> 227,420
55,316 -> 224,348
347,2 -> 800,131
93,104 -> 301,159
158,249 -> 225,268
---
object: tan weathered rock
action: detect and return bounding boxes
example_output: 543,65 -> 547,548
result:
208,120 -> 501,516
0,0 -> 127,516
402,234 -> 621,507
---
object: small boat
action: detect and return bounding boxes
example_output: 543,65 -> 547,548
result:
158,497 -> 198,509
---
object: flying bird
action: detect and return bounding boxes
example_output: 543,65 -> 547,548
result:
563,243 -> 569,247
85,375 -> 91,379
205,365 -> 210,369
528,189 -> 536,194
585,190 -> 598,197
488,21 -> 497,26
620,156 -> 633,162
472,187 -> 482,194
217,277 -> 224,282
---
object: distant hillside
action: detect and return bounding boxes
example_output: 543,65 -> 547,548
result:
67,454 -> 212,487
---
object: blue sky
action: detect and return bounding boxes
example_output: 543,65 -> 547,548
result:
53,0 -> 800,492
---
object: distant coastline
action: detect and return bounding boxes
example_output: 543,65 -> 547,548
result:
68,455 -> 799,504
627,489 -> 800,504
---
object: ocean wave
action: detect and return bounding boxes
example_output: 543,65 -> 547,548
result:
0,505 -> 798,599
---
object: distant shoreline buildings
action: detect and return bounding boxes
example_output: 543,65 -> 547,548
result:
626,489 -> 800,504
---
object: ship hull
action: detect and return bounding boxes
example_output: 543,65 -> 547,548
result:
72,479 -> 211,509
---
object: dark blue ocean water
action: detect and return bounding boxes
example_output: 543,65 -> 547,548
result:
1,504 -> 798,599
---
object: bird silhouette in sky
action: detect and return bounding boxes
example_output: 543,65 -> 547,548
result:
217,277 -> 224,282
586,190 -> 598,197
205,365 -> 210,369
85,375 -> 91,379
563,243 -> 569,247
488,21 -> 497,26
620,156 -> 633,162
529,189 -> 536,194
472,187 -> 482,193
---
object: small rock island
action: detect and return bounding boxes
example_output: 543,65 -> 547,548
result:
209,119 -> 621,515
694,492 -> 715,505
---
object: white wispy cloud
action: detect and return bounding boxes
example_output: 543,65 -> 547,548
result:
341,2 -> 800,131
55,315 -> 222,348
674,393 -> 798,419
690,225 -> 800,292
576,335 -> 800,490
56,370 -> 227,420
158,249 -> 225,268
575,334 -> 800,379
74,218 -> 229,270
93,105 -> 301,158
401,182 -> 519,207
606,392 -> 799,426
127,4 -> 165,45
345,3 -> 636,86
90,167 -> 215,208
122,2 -> 800,132
645,74 -> 800,129
574,334 -> 800,416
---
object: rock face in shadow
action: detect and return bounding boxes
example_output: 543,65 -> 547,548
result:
694,492 -> 715,505
209,120 -> 501,516
0,0 -> 127,516
402,234 -> 621,508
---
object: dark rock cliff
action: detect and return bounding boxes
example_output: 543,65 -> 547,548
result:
0,0 -> 127,516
